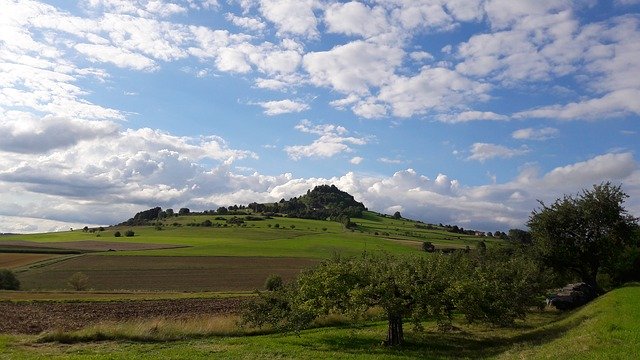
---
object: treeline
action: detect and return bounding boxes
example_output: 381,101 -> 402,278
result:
118,184 -> 366,226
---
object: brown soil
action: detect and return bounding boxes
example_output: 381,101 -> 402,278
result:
0,253 -> 61,268
0,297 -> 245,334
0,240 -> 186,252
18,255 -> 318,292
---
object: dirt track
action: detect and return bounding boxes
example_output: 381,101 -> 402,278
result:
0,297 -> 245,334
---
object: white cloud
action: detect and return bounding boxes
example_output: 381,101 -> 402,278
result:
257,99 -> 309,115
284,120 -> 368,160
303,40 -> 404,95
324,2 -> 390,39
225,13 -> 266,32
257,0 -> 320,38
467,143 -> 530,162
512,127 -> 559,141
377,67 -> 491,118
437,111 -> 508,123
515,89 -> 640,120
378,157 -> 403,164
350,156 -> 364,165
75,43 -> 158,71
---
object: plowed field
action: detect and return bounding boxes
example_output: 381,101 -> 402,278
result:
17,255 -> 318,291
0,297 -> 244,334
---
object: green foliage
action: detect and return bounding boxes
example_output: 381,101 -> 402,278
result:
125,230 -> 135,237
393,211 -> 402,220
242,251 -> 548,346
0,269 -> 20,290
422,241 -> 435,252
264,274 -> 284,291
528,182 -> 638,288
114,231 -> 121,237
453,251 -> 550,326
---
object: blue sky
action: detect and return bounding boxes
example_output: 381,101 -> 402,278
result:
1,0 -> 639,233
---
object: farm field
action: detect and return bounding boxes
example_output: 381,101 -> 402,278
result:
0,283 -> 637,359
1,211 -> 490,294
17,255 -> 318,291
0,253 -> 62,269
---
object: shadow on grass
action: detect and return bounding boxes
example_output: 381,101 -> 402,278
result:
301,314 -> 590,359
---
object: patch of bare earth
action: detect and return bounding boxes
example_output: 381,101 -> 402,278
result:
0,298 -> 244,334
0,253 -> 61,268
0,240 -> 186,251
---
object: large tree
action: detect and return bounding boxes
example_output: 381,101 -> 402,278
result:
528,183 -> 638,289
242,251 -> 547,346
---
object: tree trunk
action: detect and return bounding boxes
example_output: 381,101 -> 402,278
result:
386,313 -> 404,346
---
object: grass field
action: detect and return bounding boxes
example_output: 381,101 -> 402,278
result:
0,283 -> 636,359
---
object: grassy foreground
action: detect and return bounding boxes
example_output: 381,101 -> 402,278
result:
0,283 -> 637,359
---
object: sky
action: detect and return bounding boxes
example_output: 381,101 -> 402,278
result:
1,0 -> 640,234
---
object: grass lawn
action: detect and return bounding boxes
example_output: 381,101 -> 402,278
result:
1,283 -> 637,359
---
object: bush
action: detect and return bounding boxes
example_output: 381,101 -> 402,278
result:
422,241 -> 436,252
125,230 -> 135,237
0,269 -> 20,290
264,274 -> 283,291
68,272 -> 89,291
114,231 -> 121,237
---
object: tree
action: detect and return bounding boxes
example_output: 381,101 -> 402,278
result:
114,231 -> 121,237
528,183 -> 638,290
68,272 -> 89,291
243,253 -> 461,346
125,230 -> 135,237
178,207 -> 190,216
508,229 -> 532,245
393,211 -> 402,220
0,269 -> 20,290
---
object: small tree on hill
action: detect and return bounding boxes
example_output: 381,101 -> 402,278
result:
393,211 -> 402,220
114,231 -> 121,237
125,230 -> 135,237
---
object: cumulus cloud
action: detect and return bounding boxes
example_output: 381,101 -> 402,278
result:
378,67 -> 491,118
467,143 -> 530,162
256,99 -> 309,115
284,120 -> 368,160
0,115 -> 119,154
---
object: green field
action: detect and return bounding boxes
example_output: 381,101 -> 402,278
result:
1,283 -> 637,359
1,212 -> 490,292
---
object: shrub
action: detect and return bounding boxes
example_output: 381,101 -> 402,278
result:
68,272 -> 89,291
125,230 -> 135,237
0,269 -> 20,290
422,241 -> 436,252
264,274 -> 283,291
114,231 -> 121,237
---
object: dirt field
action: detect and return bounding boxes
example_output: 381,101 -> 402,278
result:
17,255 -> 318,291
0,297 -> 244,334
0,253 -> 62,269
0,240 -> 186,252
